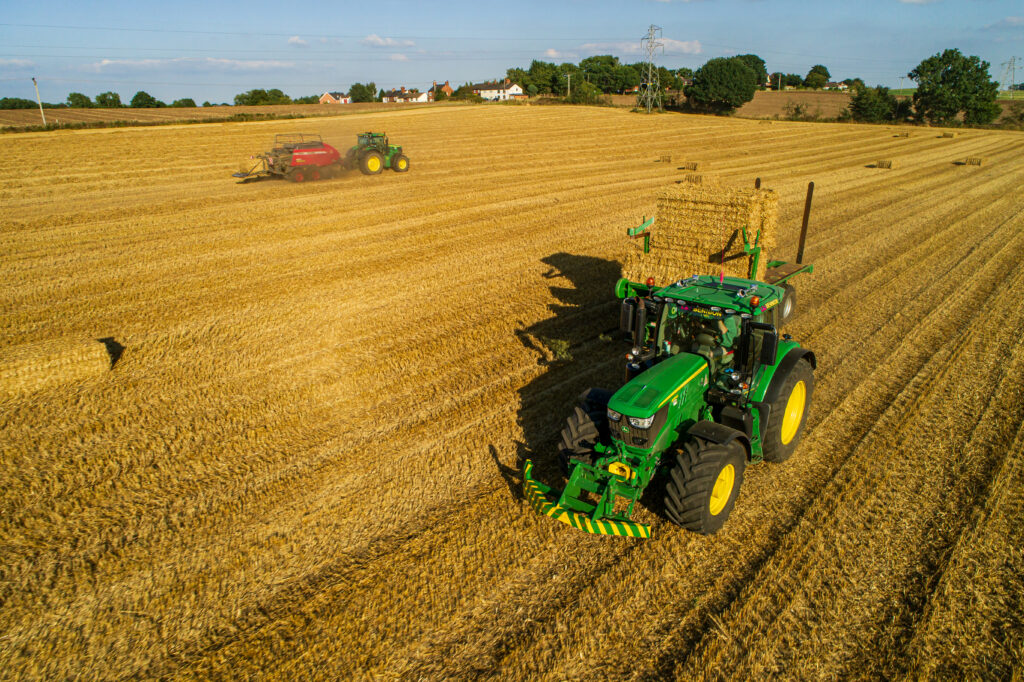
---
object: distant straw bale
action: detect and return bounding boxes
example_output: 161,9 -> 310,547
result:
623,182 -> 779,286
675,174 -> 703,185
0,338 -> 112,397
965,157 -> 984,166
894,132 -> 911,138
876,160 -> 894,169
678,161 -> 700,171
941,132 -> 957,138
658,154 -> 672,163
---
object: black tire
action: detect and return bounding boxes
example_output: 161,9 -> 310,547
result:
360,151 -> 384,175
664,439 -> 746,534
780,284 -> 796,323
392,154 -> 410,172
557,388 -> 613,475
762,358 -> 814,463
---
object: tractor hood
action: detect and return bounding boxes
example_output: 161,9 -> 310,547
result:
608,352 -> 709,420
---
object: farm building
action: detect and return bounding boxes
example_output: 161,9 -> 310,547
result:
319,92 -> 351,104
381,87 -> 433,103
825,82 -> 849,91
432,80 -> 454,98
470,79 -> 524,101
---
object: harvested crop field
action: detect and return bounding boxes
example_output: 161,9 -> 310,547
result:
2,105 -> 1023,679
0,101 -> 447,128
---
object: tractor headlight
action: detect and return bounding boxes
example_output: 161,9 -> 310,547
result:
607,409 -> 622,422
628,415 -> 655,429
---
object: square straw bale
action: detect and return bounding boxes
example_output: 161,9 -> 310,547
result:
622,182 -> 779,286
965,157 -> 984,166
875,160 -> 894,169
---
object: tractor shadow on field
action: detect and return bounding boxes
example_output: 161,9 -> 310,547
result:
496,252 -> 625,500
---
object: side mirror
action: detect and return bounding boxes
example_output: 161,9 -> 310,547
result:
760,327 -> 779,364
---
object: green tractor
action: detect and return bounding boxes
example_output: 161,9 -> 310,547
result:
344,132 -> 410,175
524,185 -> 818,538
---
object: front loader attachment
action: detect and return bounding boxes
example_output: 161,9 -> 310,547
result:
523,460 -> 651,538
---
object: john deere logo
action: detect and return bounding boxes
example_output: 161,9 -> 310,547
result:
621,425 -> 629,433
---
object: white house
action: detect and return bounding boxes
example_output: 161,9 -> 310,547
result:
381,87 -> 433,103
470,79 -> 524,101
319,91 -> 351,104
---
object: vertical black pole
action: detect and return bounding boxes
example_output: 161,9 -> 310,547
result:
797,181 -> 813,264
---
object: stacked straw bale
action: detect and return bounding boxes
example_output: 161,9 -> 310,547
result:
0,338 -> 111,397
623,182 -> 778,286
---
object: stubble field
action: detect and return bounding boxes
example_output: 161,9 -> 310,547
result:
1,105 -> 1023,679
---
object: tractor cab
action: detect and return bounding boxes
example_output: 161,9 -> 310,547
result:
619,274 -> 783,389
356,132 -> 388,153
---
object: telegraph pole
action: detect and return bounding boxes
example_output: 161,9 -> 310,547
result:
638,24 -> 664,113
32,77 -> 46,126
565,72 -> 571,99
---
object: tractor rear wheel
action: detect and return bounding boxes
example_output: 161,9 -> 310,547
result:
780,284 -> 796,322
393,154 -> 410,172
664,439 -> 746,534
361,152 -> 384,175
761,357 -> 814,463
557,388 -> 613,476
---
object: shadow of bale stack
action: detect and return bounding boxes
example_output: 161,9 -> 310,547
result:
622,181 -> 779,286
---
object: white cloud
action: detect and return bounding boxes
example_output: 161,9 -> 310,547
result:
288,36 -> 308,47
84,57 -> 297,73
664,39 -> 702,54
0,58 -> 34,68
362,34 -> 415,47
389,54 -> 409,62
545,48 -> 569,59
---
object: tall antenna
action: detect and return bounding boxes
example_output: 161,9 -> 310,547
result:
1001,57 -> 1020,100
638,25 -> 664,113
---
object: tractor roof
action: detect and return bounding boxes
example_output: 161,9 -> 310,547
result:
652,274 -> 784,317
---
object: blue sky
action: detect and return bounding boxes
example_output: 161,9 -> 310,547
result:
1,0 -> 1021,103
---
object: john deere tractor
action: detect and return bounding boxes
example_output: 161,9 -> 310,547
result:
344,132 -> 410,175
524,211 -> 817,538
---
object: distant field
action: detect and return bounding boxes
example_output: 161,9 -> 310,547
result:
735,90 -> 852,118
0,101 -> 451,127
2,105 -> 1023,679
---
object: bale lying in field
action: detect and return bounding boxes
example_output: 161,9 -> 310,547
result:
875,160 -> 894,169
623,181 -> 778,285
965,157 -> 984,166
677,161 -> 700,171
0,338 -> 113,397
941,132 -> 957,138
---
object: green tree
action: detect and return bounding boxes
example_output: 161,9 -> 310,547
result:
348,82 -> 377,103
526,84 -> 538,97
527,60 -> 559,94
684,57 -> 757,114
66,92 -> 92,108
676,67 -> 694,79
130,91 -> 162,107
784,73 -> 803,88
909,48 -> 1001,126
736,54 -> 768,89
202,101 -> 213,107
804,72 -> 828,89
95,91 -> 122,107
842,78 -> 866,92
0,97 -> 37,109
566,79 -> 603,104
580,55 -> 621,93
292,94 -> 319,104
806,65 -> 830,81
171,98 -> 196,108
849,86 -> 897,123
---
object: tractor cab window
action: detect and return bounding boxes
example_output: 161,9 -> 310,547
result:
661,309 -> 743,375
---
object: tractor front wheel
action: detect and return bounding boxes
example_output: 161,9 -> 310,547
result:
361,152 -> 384,175
557,388 -> 613,476
780,284 -> 796,323
761,358 -> 814,462
664,439 -> 746,534
393,154 -> 410,172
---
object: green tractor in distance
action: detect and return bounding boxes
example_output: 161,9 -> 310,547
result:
344,132 -> 410,175
524,188 -> 817,538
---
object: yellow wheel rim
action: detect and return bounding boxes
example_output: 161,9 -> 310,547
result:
709,464 -> 735,516
608,462 -> 633,480
398,159 -> 407,170
781,380 -> 806,445
367,157 -> 381,172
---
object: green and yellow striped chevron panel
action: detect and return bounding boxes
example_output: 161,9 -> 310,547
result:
523,460 -> 652,539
